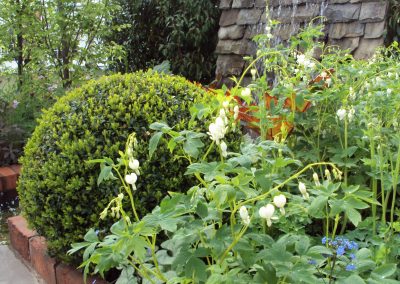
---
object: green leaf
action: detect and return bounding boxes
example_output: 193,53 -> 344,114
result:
156,249 -> 175,265
116,266 -> 137,284
307,245 -> 332,258
295,236 -> 310,255
338,274 -> 366,284
67,241 -> 90,255
128,236 -> 148,261
183,136 -> 204,158
185,257 -> 207,282
110,219 -> 127,236
149,131 -> 162,159
84,228 -> 99,242
371,264 -> 397,279
83,242 -> 98,261
346,207 -> 362,226
196,202 -> 208,219
308,196 -> 328,217
97,165 -> 112,186
149,122 -> 171,131
167,138 -> 177,153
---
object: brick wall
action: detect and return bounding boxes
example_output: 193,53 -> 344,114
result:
215,0 -> 389,86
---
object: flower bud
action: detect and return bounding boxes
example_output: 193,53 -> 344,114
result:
298,182 -> 309,200
220,141 -> 228,158
313,172 -> 320,186
251,69 -> 257,80
239,206 -> 250,226
325,169 -> 331,181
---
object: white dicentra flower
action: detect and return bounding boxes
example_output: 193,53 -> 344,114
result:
208,115 -> 227,145
129,158 -> 140,171
251,69 -> 257,80
239,206 -> 250,226
298,182 -> 309,200
336,108 -> 346,121
125,173 -> 138,190
241,87 -> 251,98
273,194 -> 287,215
220,141 -> 228,158
297,54 -> 306,65
313,172 -> 320,186
259,204 -> 276,227
297,54 -> 315,69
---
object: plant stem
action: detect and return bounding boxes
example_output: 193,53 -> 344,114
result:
390,140 -> 400,226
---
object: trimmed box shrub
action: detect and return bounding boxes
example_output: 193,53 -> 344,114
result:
17,71 -> 227,263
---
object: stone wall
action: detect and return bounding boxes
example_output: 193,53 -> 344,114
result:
215,0 -> 389,86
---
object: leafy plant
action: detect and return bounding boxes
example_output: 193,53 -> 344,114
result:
71,18 -> 400,283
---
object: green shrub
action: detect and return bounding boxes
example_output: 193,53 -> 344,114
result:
17,71 -> 223,263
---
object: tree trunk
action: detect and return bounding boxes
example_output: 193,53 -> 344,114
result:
16,0 -> 24,87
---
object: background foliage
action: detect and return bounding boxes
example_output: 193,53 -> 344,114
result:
386,0 -> 400,44
108,0 -> 220,83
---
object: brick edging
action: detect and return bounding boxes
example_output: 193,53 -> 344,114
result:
0,164 -> 21,192
7,216 -> 107,284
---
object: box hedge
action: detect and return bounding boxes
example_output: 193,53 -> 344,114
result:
17,71 -> 236,263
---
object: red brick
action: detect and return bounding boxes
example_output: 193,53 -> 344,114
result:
56,263 -> 108,284
29,236 -> 58,284
7,215 -> 37,261
0,166 -> 18,191
9,164 -> 22,175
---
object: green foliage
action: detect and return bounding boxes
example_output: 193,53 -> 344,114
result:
71,20 -> 400,283
387,0 -> 400,44
17,71 -> 218,263
0,75 -> 48,166
0,0 -> 124,88
107,0 -> 220,83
